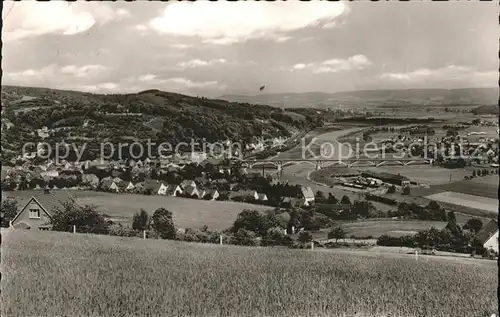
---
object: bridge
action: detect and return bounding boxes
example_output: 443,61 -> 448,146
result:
237,158 -> 433,171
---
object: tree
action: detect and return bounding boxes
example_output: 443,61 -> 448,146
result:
298,230 -> 313,243
51,203 -> 110,234
132,209 -> 149,231
262,227 -> 293,247
150,208 -> 176,239
327,193 -> 338,204
315,190 -> 325,202
402,186 -> 410,195
340,195 -> 351,205
463,218 -> 483,233
1,197 -> 18,227
328,226 -> 346,243
231,229 -> 257,246
387,185 -> 396,194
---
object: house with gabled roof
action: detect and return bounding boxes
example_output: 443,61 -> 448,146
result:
144,179 -> 169,195
117,180 -> 135,193
476,220 -> 499,253
181,180 -> 197,189
165,184 -> 183,197
257,193 -> 268,201
100,178 -> 119,192
10,188 -> 76,230
184,186 -> 201,198
300,186 -> 315,206
202,189 -> 220,201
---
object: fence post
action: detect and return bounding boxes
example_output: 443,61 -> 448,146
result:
73,225 -> 76,233
310,241 -> 314,250
143,230 -> 146,240
219,235 -> 223,245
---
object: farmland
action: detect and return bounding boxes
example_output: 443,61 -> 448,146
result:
3,190 -> 273,230
425,191 -> 498,214
2,229 -> 498,317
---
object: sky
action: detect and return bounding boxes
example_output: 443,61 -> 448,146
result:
2,1 -> 498,97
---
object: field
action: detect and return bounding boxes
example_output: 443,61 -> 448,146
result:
425,191 -> 498,214
2,229 -> 498,317
311,220 -> 448,240
358,165 -> 472,185
430,175 -> 499,199
4,190 -> 272,230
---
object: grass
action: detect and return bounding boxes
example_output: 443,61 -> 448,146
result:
4,190 -> 273,230
432,175 -> 498,199
2,229 -> 498,317
425,191 -> 498,214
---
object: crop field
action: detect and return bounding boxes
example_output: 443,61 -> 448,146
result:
430,175 -> 498,199
4,190 -> 272,230
313,220 -> 448,240
2,229 -> 498,317
425,191 -> 498,214
358,166 -> 471,185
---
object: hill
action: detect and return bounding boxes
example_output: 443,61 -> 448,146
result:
2,229 -> 497,317
1,86 -> 324,163
219,88 -> 498,109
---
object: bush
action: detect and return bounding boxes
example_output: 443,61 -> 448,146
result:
231,229 -> 257,246
262,227 -> 293,247
51,203 -> 110,234
108,223 -> 140,237
1,197 -> 18,227
132,209 -> 149,231
298,231 -> 313,243
328,226 -> 346,242
150,208 -> 176,239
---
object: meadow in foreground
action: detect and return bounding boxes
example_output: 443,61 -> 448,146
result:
1,229 -> 498,317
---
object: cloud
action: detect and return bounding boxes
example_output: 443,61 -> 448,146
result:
177,59 -> 227,69
2,2 -> 130,42
148,2 -> 348,43
379,65 -> 495,82
290,55 -> 372,74
135,75 -> 226,90
60,65 -> 107,77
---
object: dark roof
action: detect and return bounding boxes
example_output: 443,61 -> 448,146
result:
184,186 -> 199,196
476,220 -> 499,245
13,190 -> 76,222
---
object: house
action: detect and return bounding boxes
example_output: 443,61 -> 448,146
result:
281,197 -> 304,208
117,181 -> 135,193
82,174 -> 99,189
257,193 -> 268,201
181,180 -> 197,189
40,169 -> 59,179
476,220 -> 499,253
184,186 -> 201,198
144,179 -> 169,195
203,189 -> 220,201
10,188 -> 75,230
300,186 -> 315,206
100,178 -> 119,192
165,184 -> 183,197
360,171 -> 410,186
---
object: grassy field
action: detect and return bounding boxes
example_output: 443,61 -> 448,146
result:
425,191 -> 498,214
2,229 -> 498,317
358,166 -> 472,185
4,190 -> 272,230
311,220 -> 448,240
431,175 -> 498,199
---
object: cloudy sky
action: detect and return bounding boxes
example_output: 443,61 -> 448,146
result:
2,1 -> 498,97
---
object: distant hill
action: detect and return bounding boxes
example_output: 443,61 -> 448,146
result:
219,88 -> 498,109
1,85 -> 325,164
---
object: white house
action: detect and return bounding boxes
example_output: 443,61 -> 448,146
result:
300,186 -> 315,206
477,220 -> 499,253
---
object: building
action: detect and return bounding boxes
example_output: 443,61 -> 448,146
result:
82,174 -> 99,189
10,189 -> 75,230
165,185 -> 183,197
117,181 -> 135,193
476,220 -> 499,253
300,186 -> 315,206
257,193 -> 268,201
203,189 -> 220,201
229,190 -> 259,201
184,186 -> 201,198
144,180 -> 168,195
100,178 -> 119,192
360,171 -> 410,186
